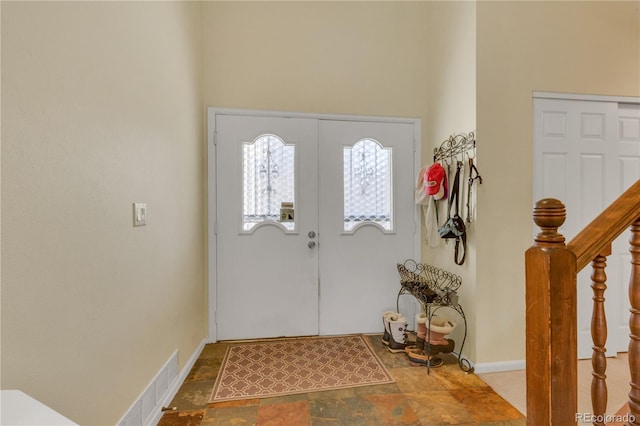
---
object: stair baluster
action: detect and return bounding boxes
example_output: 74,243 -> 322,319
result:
628,219 -> 640,426
591,251 -> 610,426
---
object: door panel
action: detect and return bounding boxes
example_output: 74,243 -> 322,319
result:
216,115 -> 319,340
318,120 -> 416,335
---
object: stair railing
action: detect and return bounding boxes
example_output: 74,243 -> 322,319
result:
526,179 -> 640,425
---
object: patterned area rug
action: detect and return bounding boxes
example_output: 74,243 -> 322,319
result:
209,335 -> 394,402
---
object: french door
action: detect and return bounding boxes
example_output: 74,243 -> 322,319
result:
212,111 -> 418,341
215,115 -> 319,340
533,96 -> 640,358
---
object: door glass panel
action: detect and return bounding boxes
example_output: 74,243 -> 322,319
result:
242,135 -> 295,231
343,138 -> 393,232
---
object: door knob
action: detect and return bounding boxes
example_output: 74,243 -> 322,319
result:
308,231 -> 316,239
308,241 -> 317,249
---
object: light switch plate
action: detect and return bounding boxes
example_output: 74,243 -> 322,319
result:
133,203 -> 147,227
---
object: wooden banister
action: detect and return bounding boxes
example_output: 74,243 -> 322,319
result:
525,199 -> 577,425
568,179 -> 640,271
527,179 -> 640,425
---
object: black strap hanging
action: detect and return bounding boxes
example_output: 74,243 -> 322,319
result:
451,163 -> 466,265
447,162 -> 461,220
438,161 -> 466,265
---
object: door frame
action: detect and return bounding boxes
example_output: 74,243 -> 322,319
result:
533,91 -> 640,104
207,107 -> 422,342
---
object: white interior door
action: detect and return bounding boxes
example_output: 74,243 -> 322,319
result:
213,112 -> 419,340
215,115 -> 320,340
534,97 -> 640,359
612,103 -> 640,353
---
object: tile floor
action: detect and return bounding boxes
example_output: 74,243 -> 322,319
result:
158,334 -> 525,426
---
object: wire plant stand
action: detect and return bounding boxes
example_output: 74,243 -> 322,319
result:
397,259 -> 473,373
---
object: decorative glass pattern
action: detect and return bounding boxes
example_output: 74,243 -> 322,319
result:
343,139 -> 393,232
242,135 -> 295,231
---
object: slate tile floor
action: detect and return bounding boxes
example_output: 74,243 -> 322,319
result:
158,335 -> 525,426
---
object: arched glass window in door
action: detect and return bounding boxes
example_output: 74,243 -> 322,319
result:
343,138 -> 393,232
242,135 -> 295,232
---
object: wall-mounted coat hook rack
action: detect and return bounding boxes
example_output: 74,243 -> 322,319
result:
433,132 -> 476,163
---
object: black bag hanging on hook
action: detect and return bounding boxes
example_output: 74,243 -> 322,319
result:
438,161 -> 466,265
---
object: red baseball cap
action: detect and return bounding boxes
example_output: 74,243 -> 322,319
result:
424,163 -> 447,200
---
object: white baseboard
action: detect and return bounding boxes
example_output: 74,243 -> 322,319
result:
117,339 -> 207,426
473,359 -> 525,374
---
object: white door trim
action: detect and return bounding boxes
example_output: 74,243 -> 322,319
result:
206,107 -> 422,342
534,91 -> 640,104
209,107 -> 424,125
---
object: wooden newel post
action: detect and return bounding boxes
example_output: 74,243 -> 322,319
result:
526,199 -> 577,425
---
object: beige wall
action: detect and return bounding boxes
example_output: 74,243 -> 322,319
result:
203,1 -> 430,118
475,1 -> 640,364
423,0 -> 477,361
1,2 -> 205,424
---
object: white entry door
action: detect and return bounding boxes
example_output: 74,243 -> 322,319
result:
318,120 -> 417,335
215,115 -> 320,340
534,97 -> 640,359
213,112 -> 418,341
